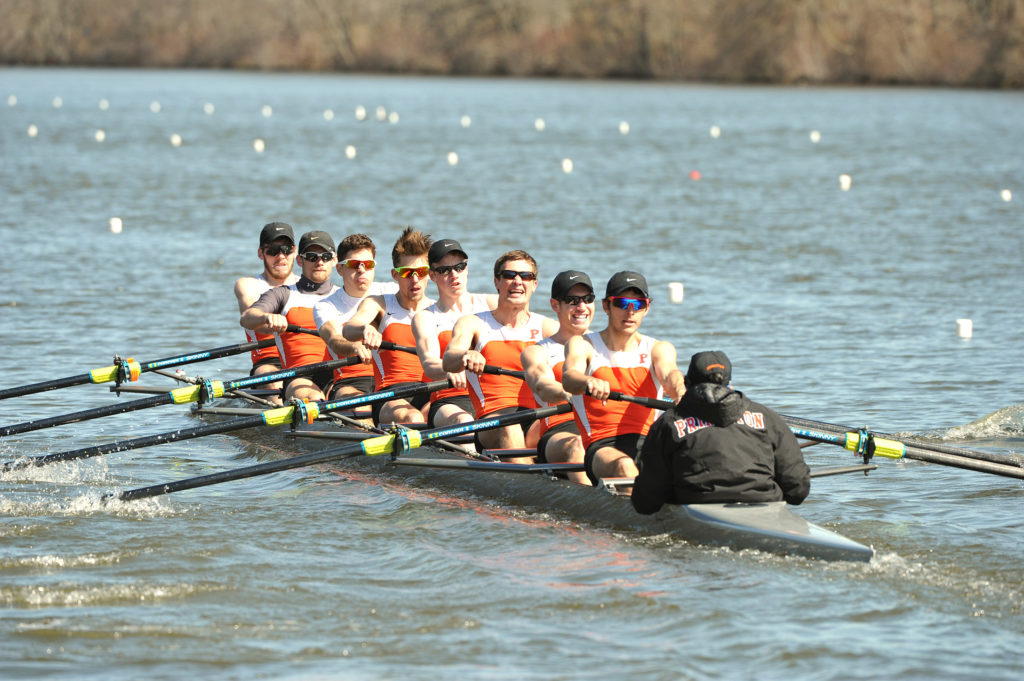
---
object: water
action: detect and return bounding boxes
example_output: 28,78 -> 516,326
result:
1,68 -> 1023,679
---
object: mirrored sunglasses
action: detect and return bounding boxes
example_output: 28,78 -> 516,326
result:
342,259 -> 375,270
395,265 -> 430,279
609,296 -> 650,311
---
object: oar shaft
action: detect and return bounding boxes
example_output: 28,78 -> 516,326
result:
115,403 -> 569,501
0,338 -> 277,401
0,357 -> 357,438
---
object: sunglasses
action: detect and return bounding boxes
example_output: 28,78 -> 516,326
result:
431,261 -> 468,276
395,265 -> 430,279
301,251 -> 335,263
608,296 -> 650,311
342,259 -> 375,270
263,243 -> 294,256
498,269 -> 537,282
562,293 -> 596,305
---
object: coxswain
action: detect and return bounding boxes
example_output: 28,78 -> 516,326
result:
315,233 -> 398,399
240,230 -> 338,402
342,227 -> 435,425
632,351 -> 810,513
520,270 -> 596,485
443,250 -> 558,454
412,238 -> 497,427
233,222 -> 299,403
562,271 -> 686,487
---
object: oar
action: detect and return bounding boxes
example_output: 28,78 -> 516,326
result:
783,414 -> 1022,469
379,342 -> 526,379
112,404 -> 571,501
603,392 -> 1024,480
0,326 -> 312,401
1,380 -> 449,473
0,357 -> 359,437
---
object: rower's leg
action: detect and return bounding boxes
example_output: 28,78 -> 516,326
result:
285,377 -> 326,403
545,432 -> 590,486
591,445 -> 638,492
380,399 -> 426,425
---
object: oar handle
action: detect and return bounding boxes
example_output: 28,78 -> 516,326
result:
286,324 -> 320,336
605,390 -> 674,410
378,341 -> 525,380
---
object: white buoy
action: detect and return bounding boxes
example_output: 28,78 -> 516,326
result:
447,151 -> 459,166
261,105 -> 273,118
668,282 -> 684,304
355,105 -> 367,121
94,129 -> 106,143
27,124 -> 38,138
561,158 -> 574,174
460,115 -> 472,128
810,130 -> 821,143
534,118 -> 546,131
956,319 -> 973,338
839,174 -> 852,191
387,111 -> 399,124
253,138 -> 266,153
7,95 -> 16,107
109,217 -> 123,234
710,125 -> 721,138
323,109 -> 335,121
170,133 -> 182,147
203,102 -> 215,115
150,101 -> 161,113
98,98 -> 109,111
345,145 -> 356,159
375,106 -> 387,121
1001,189 -> 1013,202
52,96 -> 63,109
619,121 -> 630,135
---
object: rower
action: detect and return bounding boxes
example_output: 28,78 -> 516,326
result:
315,233 -> 399,399
520,270 -> 596,485
632,351 -> 810,513
443,250 -> 558,455
412,238 -> 497,427
233,222 -> 299,402
240,230 -> 338,402
562,271 -> 686,487
342,227 -> 435,425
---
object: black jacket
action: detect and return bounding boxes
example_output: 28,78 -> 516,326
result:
631,384 -> 810,514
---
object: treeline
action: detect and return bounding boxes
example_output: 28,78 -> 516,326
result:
1,0 -> 1022,86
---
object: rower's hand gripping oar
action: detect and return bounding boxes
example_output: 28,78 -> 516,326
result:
0,356 -> 360,438
111,403 -> 571,502
0,325 -> 312,401
1,379 -> 449,473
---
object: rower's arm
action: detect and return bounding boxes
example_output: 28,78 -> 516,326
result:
561,335 -> 596,396
540,315 -> 560,339
341,296 -> 385,348
521,345 -> 570,404
652,340 -> 686,402
412,310 -> 445,380
240,286 -> 289,333
318,318 -> 369,361
442,315 -> 481,374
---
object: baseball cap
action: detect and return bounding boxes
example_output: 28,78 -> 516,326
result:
685,351 -> 732,386
428,238 -> 467,265
605,271 -> 649,299
260,222 -> 294,246
298,230 -> 336,253
550,270 -> 594,300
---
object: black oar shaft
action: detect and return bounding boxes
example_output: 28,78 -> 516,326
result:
0,357 -> 357,438
115,404 -> 568,502
0,338 -> 276,401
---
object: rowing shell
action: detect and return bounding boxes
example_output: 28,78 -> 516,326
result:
199,405 -> 874,563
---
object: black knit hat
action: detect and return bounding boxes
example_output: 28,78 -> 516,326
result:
685,351 -> 732,386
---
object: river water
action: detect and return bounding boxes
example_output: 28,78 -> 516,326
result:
1,68 -> 1022,680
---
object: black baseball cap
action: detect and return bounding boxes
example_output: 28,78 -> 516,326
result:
551,270 -> 594,300
605,271 -> 649,299
260,222 -> 294,246
428,238 -> 467,265
685,351 -> 732,386
298,230 -> 335,253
